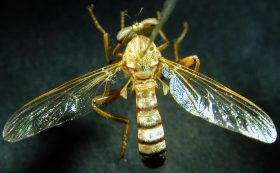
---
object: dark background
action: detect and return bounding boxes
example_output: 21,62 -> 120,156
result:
0,0 -> 279,172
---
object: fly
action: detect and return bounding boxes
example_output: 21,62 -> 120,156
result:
3,1 -> 277,169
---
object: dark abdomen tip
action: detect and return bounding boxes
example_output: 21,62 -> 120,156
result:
140,150 -> 167,169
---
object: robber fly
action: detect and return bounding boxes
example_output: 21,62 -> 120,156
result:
3,2 -> 277,169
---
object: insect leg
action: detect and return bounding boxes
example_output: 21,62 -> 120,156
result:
87,4 -> 111,64
91,89 -> 129,161
120,10 -> 127,29
93,89 -> 121,105
156,11 -> 170,52
173,22 -> 188,62
111,10 -> 129,59
172,22 -> 200,72
112,43 -> 123,59
158,30 -> 170,52
179,55 -> 200,72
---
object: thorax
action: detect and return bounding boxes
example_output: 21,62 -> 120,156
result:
122,35 -> 161,80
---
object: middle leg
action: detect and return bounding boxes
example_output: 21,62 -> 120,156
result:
179,55 -> 200,73
173,22 -> 200,72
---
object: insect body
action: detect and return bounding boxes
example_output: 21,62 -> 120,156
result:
3,4 -> 277,169
124,35 -> 167,168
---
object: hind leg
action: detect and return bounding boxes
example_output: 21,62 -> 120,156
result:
91,89 -> 130,161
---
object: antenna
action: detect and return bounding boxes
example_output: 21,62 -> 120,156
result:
138,7 -> 144,16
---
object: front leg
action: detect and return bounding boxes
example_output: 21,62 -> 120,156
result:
87,4 -> 111,64
156,11 -> 170,52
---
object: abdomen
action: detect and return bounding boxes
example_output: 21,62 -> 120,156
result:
135,79 -> 166,169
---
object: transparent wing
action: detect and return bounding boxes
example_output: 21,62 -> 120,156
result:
3,62 -> 125,142
161,58 -> 277,143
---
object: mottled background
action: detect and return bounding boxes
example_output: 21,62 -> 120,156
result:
0,0 -> 279,173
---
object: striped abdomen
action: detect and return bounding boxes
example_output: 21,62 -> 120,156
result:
135,79 -> 166,169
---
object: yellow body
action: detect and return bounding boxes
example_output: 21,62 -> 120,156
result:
135,80 -> 166,155
122,35 -> 167,164
123,35 -> 161,80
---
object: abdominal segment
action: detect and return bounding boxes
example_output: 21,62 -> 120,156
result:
135,80 -> 167,168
